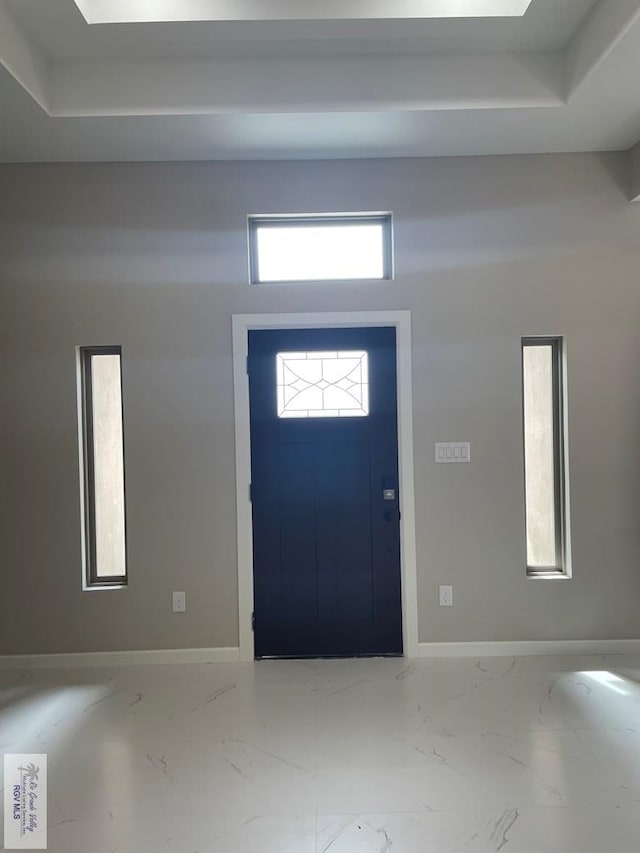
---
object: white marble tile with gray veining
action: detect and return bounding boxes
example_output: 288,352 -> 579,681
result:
2,654 -> 640,852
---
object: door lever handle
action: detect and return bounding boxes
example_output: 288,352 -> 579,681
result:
384,509 -> 401,522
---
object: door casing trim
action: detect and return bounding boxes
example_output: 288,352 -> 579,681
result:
232,311 -> 418,661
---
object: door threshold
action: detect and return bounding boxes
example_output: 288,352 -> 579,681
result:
256,652 -> 404,661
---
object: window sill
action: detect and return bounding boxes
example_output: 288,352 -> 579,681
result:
83,583 -> 128,592
526,570 -> 571,580
249,276 -> 394,286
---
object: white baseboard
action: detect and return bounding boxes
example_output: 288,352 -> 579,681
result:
2,641 -> 638,668
0,646 -> 241,669
418,639 -> 640,658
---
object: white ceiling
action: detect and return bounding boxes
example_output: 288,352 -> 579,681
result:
73,0 -> 535,25
4,0 -> 594,59
2,0 -> 640,190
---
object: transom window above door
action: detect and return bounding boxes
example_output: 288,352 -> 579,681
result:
276,351 -> 369,418
248,214 -> 393,284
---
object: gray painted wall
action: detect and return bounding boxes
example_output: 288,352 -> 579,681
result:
1,154 -> 640,655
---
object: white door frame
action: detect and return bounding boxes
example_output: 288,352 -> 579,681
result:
232,310 -> 419,661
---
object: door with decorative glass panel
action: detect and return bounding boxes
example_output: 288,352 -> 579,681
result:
248,327 -> 402,658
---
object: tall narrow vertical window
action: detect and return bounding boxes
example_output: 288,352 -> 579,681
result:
522,337 -> 568,576
79,346 -> 127,586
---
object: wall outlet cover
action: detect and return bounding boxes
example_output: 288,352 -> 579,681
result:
439,585 -> 453,606
172,591 -> 186,613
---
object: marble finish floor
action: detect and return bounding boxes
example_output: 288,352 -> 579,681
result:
2,654 -> 640,851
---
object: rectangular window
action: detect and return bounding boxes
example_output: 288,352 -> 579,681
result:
248,213 -> 393,283
276,350 -> 369,418
522,337 -> 568,576
79,346 -> 127,586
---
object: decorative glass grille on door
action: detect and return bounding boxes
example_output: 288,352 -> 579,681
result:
276,351 -> 369,418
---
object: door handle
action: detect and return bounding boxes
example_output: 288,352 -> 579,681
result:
384,509 -> 401,522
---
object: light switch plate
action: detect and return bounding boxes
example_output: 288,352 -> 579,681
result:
435,442 -> 470,463
172,591 -> 186,613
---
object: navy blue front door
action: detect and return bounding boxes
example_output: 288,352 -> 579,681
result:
248,327 -> 402,658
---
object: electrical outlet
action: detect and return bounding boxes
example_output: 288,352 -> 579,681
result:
172,591 -> 186,613
439,585 -> 453,607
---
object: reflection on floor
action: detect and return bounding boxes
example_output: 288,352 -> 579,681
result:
1,654 -> 640,852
